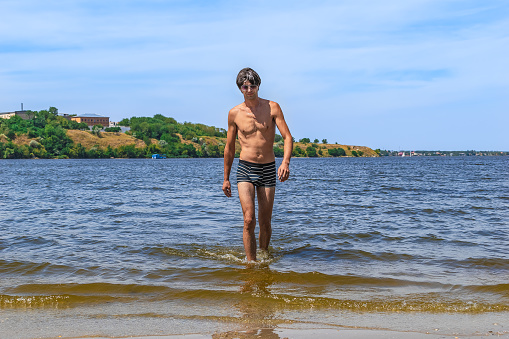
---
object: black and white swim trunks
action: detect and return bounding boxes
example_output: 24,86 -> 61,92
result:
236,160 -> 276,187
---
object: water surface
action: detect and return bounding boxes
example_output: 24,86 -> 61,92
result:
1,157 -> 508,337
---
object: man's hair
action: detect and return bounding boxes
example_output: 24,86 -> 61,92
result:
236,68 -> 261,89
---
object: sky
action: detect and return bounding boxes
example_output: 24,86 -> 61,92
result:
1,0 -> 508,151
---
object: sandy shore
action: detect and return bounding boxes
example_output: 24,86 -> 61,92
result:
3,305 -> 507,339
75,326 -> 507,339
4,310 -> 508,339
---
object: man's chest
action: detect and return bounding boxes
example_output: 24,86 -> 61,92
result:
236,111 -> 274,135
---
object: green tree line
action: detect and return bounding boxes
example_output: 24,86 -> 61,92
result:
1,107 -> 352,159
120,114 -> 226,144
0,108 -> 229,159
0,107 -> 89,159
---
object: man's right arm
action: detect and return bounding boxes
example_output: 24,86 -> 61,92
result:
222,109 -> 237,197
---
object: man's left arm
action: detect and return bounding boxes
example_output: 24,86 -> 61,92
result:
273,102 -> 293,182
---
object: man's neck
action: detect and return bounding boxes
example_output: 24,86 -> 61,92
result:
244,97 -> 260,110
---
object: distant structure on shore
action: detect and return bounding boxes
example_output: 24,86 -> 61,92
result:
0,110 -> 30,120
108,120 -> 130,132
380,150 -> 507,157
1,103 -> 31,120
70,113 -> 109,127
1,105 -> 111,128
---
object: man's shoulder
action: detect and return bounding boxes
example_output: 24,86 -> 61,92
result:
229,103 -> 245,115
268,100 -> 280,107
268,100 -> 282,115
258,98 -> 277,106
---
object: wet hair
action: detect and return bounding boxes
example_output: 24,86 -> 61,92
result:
236,68 -> 261,89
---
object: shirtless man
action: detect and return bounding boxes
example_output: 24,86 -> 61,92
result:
222,68 -> 293,262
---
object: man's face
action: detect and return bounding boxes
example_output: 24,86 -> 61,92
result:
240,81 -> 258,100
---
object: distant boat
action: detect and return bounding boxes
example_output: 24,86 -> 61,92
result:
152,154 -> 167,159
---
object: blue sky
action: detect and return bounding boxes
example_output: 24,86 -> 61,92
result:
1,0 -> 507,150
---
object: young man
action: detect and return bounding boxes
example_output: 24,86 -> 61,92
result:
222,68 -> 293,262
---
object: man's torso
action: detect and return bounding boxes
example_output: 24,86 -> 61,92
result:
233,98 -> 276,163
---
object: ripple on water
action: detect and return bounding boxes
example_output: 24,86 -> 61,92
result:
0,157 -> 508,315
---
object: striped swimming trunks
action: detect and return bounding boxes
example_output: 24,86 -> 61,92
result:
236,160 -> 276,187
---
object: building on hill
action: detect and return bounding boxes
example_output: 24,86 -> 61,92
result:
71,114 -> 109,127
0,111 -> 31,120
59,113 -> 74,120
109,120 -> 131,132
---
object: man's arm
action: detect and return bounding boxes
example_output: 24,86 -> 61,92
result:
273,102 -> 293,182
223,109 -> 238,197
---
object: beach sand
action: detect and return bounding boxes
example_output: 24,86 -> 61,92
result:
3,307 -> 507,339
77,327 -> 506,339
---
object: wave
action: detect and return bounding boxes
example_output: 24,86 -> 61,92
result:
156,243 -> 423,264
1,281 -> 508,313
156,245 -> 247,263
0,294 -> 123,308
383,208 -> 469,216
455,258 -> 509,269
280,244 -> 417,262
466,284 -> 509,296
5,240 -> 506,282
0,259 -> 71,275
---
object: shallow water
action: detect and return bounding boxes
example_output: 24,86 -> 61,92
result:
1,157 -> 508,337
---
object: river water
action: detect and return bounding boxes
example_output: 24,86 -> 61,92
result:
0,157 -> 508,338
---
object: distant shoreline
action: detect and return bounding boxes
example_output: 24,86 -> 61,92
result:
1,109 -> 507,159
1,154 -> 507,161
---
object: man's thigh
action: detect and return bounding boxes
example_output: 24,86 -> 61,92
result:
256,186 -> 275,216
237,182 -> 256,215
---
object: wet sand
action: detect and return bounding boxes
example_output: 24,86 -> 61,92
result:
4,309 -> 507,339
79,327 -> 507,339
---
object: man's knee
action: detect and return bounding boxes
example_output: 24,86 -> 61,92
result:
259,221 -> 271,232
258,210 -> 273,226
243,214 -> 256,230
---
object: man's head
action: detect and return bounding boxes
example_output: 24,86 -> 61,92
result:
236,68 -> 261,89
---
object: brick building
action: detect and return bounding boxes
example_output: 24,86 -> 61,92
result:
71,114 -> 109,127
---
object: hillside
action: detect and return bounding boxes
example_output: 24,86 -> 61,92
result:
66,130 -> 378,157
66,130 -> 147,149
4,129 -> 377,158
7,130 -> 148,149
291,142 -> 378,157
0,108 -> 378,158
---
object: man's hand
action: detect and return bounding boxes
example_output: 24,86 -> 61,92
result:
222,180 -> 232,197
278,163 -> 290,182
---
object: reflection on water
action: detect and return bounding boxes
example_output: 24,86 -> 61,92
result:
213,328 -> 281,339
215,268 -> 280,339
240,267 -> 274,297
238,266 -> 277,320
209,265 -> 285,339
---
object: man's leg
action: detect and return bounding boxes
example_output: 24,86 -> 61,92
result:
237,182 -> 257,261
256,186 -> 275,251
